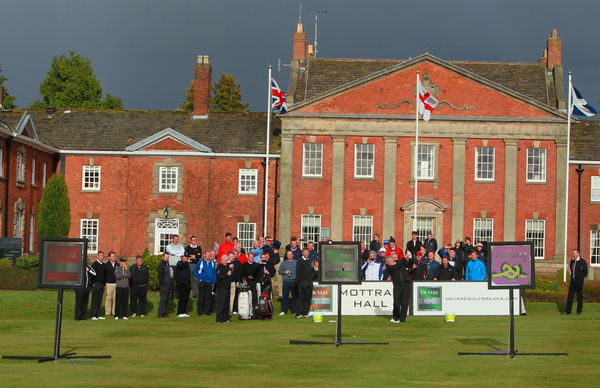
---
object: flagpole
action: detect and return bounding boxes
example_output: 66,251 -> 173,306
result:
414,72 -> 419,232
264,66 -> 272,237
563,72 -> 572,283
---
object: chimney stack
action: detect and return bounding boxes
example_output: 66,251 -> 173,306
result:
546,29 -> 561,72
193,55 -> 211,119
293,23 -> 307,66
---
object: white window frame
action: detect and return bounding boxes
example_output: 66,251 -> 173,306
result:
154,218 -> 179,255
238,168 -> 258,195
475,147 -> 495,181
82,165 -> 101,191
352,215 -> 373,243
416,144 -> 435,180
526,148 -> 547,183
591,230 -> 600,266
159,166 -> 178,193
31,158 -> 36,185
301,214 -> 321,248
415,217 -> 434,242
80,218 -> 99,254
591,176 -> 600,202
354,144 -> 375,178
473,218 -> 494,243
302,143 -> 323,177
525,219 -> 545,259
16,151 -> 25,183
237,222 -> 256,252
42,161 -> 47,188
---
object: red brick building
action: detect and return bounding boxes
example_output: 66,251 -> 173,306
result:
279,25 -> 599,276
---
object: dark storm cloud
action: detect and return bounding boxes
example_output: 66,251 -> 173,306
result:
1,0 -> 598,112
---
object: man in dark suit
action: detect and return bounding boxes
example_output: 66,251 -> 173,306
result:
90,251 -> 107,320
406,231 -> 422,258
563,249 -> 588,315
157,252 -> 174,318
74,264 -> 95,320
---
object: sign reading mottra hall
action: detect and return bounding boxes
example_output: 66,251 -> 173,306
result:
417,286 -> 442,311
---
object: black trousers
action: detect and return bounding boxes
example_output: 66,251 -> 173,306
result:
130,285 -> 147,316
158,283 -> 172,318
115,287 -> 129,318
215,286 -> 231,323
90,283 -> 104,318
197,281 -> 213,315
393,281 -> 411,322
296,280 -> 313,316
565,278 -> 584,314
74,287 -> 90,320
177,281 -> 191,315
281,280 -> 297,314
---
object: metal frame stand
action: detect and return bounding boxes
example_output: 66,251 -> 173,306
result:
458,289 -> 567,358
290,285 -> 389,346
2,289 -> 111,363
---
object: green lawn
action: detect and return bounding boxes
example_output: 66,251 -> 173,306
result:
0,290 -> 598,387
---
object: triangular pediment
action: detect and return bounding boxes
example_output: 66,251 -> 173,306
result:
14,112 -> 40,140
125,128 -> 212,152
288,54 -> 566,120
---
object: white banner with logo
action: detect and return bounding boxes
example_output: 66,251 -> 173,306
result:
309,281 -> 519,316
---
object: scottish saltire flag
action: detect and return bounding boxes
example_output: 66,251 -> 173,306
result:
417,75 -> 439,121
571,85 -> 597,117
271,78 -> 288,113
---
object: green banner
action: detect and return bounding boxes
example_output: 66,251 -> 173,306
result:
417,286 -> 442,311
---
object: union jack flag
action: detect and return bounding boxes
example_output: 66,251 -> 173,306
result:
271,78 -> 288,113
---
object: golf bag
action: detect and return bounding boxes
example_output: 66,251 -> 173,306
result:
237,281 -> 253,320
257,276 -> 274,319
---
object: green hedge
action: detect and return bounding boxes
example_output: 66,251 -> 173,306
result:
15,255 -> 39,271
0,258 -> 38,290
143,253 -> 163,291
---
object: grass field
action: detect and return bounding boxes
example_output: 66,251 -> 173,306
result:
0,290 -> 598,387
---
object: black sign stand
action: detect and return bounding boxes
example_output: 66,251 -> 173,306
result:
2,288 -> 111,363
289,285 -> 389,347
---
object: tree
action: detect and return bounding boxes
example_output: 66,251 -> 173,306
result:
210,73 -> 249,112
179,81 -> 194,112
0,67 -> 16,109
31,51 -> 123,109
37,174 -> 71,238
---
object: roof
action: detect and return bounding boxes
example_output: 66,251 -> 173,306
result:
0,110 -> 280,153
291,57 -> 557,108
570,120 -> 600,161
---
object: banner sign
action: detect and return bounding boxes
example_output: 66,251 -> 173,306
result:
488,242 -> 535,289
318,241 -> 361,284
310,281 -> 519,316
38,239 -> 87,289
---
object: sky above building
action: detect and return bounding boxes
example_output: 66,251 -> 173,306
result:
1,0 -> 598,113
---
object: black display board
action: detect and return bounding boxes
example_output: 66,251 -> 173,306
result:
0,237 -> 23,264
487,241 -> 536,290
38,238 -> 87,289
318,241 -> 362,285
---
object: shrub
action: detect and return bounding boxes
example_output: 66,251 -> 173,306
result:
0,258 -> 13,270
143,253 -> 163,291
15,256 -> 39,271
37,174 -> 70,238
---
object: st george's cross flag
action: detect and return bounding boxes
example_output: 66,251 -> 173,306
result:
571,85 -> 597,117
271,78 -> 288,113
417,75 -> 439,121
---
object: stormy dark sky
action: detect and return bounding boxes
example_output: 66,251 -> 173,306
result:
1,0 -> 598,112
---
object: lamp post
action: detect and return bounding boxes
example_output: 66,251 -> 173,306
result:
164,206 -> 169,219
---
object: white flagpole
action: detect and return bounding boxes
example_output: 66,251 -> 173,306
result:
264,66 -> 272,237
563,72 -> 572,283
414,72 -> 419,232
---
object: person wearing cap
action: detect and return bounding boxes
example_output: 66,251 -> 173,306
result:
114,257 -> 131,320
361,251 -> 384,281
130,255 -> 149,317
386,237 -> 403,258
378,247 -> 387,262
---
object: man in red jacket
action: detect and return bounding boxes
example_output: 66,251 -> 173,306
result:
217,232 -> 235,260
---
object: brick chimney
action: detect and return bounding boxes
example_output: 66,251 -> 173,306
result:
193,55 -> 211,119
546,29 -> 561,71
293,23 -> 307,66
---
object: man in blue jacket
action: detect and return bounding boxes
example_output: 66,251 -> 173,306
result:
425,251 -> 440,280
194,252 -> 217,315
465,250 -> 487,281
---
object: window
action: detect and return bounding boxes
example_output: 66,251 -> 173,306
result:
159,166 -> 178,192
16,151 -> 25,183
417,144 -> 435,180
352,215 -> 373,243
473,218 -> 494,243
526,148 -> 546,183
475,147 -> 495,181
237,222 -> 256,252
591,230 -> 600,265
42,162 -> 47,188
31,158 -> 36,185
525,219 -> 545,259
238,169 -> 258,195
301,214 -> 321,248
82,165 -> 101,191
302,143 -> 323,177
354,144 -> 375,178
154,218 -> 179,254
28,214 -> 35,252
415,217 -> 434,241
80,219 -> 99,254
591,176 -> 600,202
